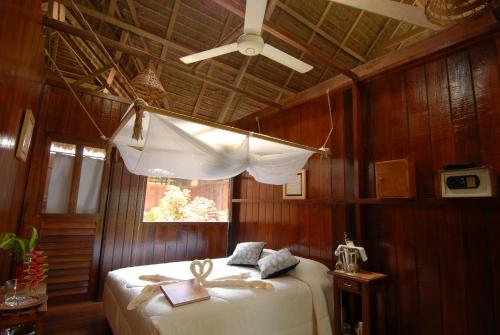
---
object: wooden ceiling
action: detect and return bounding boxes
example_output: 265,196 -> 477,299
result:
44,0 -> 437,123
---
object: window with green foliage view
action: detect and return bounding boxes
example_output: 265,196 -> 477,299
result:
143,177 -> 230,222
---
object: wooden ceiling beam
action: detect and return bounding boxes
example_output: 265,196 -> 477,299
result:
43,17 -> 284,110
58,32 -> 114,93
218,56 -> 250,123
193,14 -> 235,116
157,0 -> 181,76
65,7 -> 132,97
59,1 -> 294,97
124,0 -> 149,61
275,2 -> 366,63
327,0 -> 443,31
365,0 -> 422,59
106,30 -> 129,87
375,27 -> 428,51
212,0 -> 358,80
232,11 -> 500,126
71,64 -> 113,86
275,2 -> 334,102
107,0 -> 117,16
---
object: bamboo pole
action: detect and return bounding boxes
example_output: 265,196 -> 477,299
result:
110,99 -> 329,157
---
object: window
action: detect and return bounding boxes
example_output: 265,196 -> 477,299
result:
143,178 -> 230,222
42,141 -> 106,214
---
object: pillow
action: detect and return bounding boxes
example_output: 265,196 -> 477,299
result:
260,248 -> 276,259
258,248 -> 300,279
227,242 -> 266,266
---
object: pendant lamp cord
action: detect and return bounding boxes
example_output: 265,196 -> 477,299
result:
44,48 -> 108,141
256,117 -> 261,133
321,89 -> 335,150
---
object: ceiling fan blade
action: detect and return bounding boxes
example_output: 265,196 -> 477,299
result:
261,44 -> 313,73
244,0 -> 267,35
180,43 -> 238,64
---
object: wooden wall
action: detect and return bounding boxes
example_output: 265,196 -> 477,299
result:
0,0 -> 44,283
232,90 -> 355,267
20,85 -> 227,300
233,34 -> 500,335
359,35 -> 500,335
98,157 -> 228,295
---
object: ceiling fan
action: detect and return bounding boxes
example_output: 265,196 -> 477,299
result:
179,0 -> 313,73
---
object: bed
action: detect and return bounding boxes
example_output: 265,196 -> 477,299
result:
103,255 -> 334,335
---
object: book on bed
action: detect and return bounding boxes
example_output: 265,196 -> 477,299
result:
160,279 -> 210,307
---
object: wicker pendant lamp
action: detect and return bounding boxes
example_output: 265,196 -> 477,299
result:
131,67 -> 166,102
425,0 -> 491,26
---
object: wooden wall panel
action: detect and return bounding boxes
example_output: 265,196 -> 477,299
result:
232,92 -> 353,268
360,35 -> 500,335
98,156 -> 228,296
233,34 -> 500,335
19,85 -> 227,300
0,0 -> 44,283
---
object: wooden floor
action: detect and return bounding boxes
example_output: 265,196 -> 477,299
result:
45,301 -> 112,335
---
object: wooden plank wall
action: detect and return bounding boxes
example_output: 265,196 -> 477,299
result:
21,85 -> 129,300
232,90 -> 355,268
20,85 -> 228,300
98,156 -> 228,295
0,0 -> 44,283
360,35 -> 500,335
233,34 -> 500,335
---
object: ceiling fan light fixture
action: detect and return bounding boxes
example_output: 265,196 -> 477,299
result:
237,34 -> 264,56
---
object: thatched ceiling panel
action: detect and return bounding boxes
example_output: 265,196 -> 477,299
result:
321,4 -> 361,42
335,49 -> 360,68
134,0 -> 173,30
249,56 -> 291,88
347,12 -> 387,56
202,84 -> 231,102
271,8 -> 313,43
310,34 -> 339,57
285,0 -> 330,24
50,0 -> 444,122
212,52 -> 246,71
182,0 -> 229,24
208,67 -> 238,83
242,79 -> 279,100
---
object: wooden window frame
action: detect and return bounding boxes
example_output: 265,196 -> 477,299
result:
40,133 -> 106,216
141,177 -> 233,224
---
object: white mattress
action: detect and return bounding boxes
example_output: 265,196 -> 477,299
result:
103,256 -> 333,335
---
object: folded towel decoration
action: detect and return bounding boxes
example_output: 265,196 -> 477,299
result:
126,259 -> 273,310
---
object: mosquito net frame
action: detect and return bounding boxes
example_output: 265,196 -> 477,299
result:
110,99 -> 330,185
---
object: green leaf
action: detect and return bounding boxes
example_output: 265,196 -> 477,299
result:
28,227 -> 38,252
0,233 -> 17,250
15,238 -> 28,261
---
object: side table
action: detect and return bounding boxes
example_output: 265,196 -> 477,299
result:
0,285 -> 47,335
329,270 -> 387,335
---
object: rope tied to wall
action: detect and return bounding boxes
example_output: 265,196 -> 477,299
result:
44,49 -> 108,141
320,89 -> 335,159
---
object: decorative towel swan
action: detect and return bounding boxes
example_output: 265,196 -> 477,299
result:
127,259 -> 273,310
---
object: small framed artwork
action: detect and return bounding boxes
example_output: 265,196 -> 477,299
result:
16,109 -> 35,162
283,169 -> 306,199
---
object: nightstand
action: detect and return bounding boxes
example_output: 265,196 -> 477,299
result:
0,299 -> 47,335
329,270 -> 387,335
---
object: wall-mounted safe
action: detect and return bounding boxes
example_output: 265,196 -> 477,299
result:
440,166 -> 497,198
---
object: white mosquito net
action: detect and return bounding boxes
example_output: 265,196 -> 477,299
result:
112,111 -> 315,185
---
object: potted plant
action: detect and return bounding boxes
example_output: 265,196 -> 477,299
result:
0,227 -> 39,279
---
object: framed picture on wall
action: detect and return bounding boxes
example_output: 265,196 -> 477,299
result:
16,109 -> 35,162
283,169 -> 306,199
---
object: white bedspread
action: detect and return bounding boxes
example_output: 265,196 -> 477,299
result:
103,256 -> 333,335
